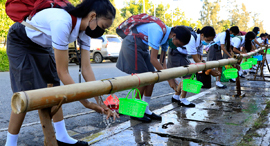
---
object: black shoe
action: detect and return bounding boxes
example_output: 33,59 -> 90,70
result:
239,74 -> 245,78
57,140 -> 88,146
171,97 -> 180,103
243,71 -> 247,75
229,79 -> 236,83
130,115 -> 152,123
178,101 -> 196,107
145,113 -> 162,121
216,85 -> 227,89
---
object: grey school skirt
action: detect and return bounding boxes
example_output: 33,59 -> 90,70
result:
116,29 -> 155,74
207,44 -> 223,61
6,22 -> 60,93
167,48 -> 191,78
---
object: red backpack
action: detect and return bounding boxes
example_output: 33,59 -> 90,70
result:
5,0 -> 76,31
117,13 -> 167,42
116,13 -> 167,70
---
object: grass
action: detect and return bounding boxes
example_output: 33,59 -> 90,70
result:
237,101 -> 270,146
0,47 -> 9,72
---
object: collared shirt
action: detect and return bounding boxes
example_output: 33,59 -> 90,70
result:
214,32 -> 232,46
231,36 -> 245,48
25,8 -> 90,51
176,34 -> 203,55
136,23 -> 171,51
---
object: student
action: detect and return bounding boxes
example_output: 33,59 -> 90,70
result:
5,0 -> 119,146
116,24 -> 191,123
257,33 -> 267,45
169,26 -> 216,107
207,26 -> 240,87
231,32 -> 257,76
252,27 -> 263,48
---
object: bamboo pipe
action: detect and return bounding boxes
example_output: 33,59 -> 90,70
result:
10,56 -> 251,114
239,46 -> 267,58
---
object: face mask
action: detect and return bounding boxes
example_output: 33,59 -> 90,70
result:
202,40 -> 209,45
85,19 -> 105,38
230,34 -> 235,38
258,31 -> 260,34
168,38 -> 177,49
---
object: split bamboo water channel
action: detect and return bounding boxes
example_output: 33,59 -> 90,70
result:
11,46 -> 268,114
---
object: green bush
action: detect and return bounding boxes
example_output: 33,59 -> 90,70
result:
0,47 -> 9,72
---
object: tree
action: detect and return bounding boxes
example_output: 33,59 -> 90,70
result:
252,13 -> 266,33
121,0 -> 152,18
0,4 -> 14,45
229,2 -> 250,32
200,0 -> 222,33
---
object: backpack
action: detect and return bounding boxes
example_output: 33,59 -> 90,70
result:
116,13 -> 167,42
185,26 -> 197,41
116,13 -> 167,70
239,31 -> 247,36
5,0 -> 77,32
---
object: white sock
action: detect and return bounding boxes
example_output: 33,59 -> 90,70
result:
5,132 -> 18,146
216,81 -> 224,87
231,78 -> 236,81
180,98 -> 191,105
239,70 -> 243,75
54,120 -> 77,144
173,94 -> 180,100
142,96 -> 152,115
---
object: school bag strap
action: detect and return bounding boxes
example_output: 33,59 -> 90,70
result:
116,13 -> 167,71
116,13 -> 167,42
5,0 -> 77,33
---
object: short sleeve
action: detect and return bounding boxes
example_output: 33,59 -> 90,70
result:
185,36 -> 197,55
147,25 -> 164,50
161,42 -> 169,52
219,32 -> 226,45
232,38 -> 241,48
50,20 -> 71,50
78,31 -> 91,51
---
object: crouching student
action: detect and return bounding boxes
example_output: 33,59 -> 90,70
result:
5,0 -> 119,146
207,26 -> 240,87
168,26 -> 216,107
116,22 -> 191,122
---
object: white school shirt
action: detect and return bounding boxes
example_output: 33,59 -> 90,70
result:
256,37 -> 264,44
214,32 -> 231,46
25,8 -> 90,51
231,36 -> 245,48
177,34 -> 203,56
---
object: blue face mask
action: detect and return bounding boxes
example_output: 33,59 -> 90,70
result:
230,34 -> 235,38
258,31 -> 260,34
202,40 -> 209,45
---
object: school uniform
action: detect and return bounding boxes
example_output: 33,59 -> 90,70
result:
7,8 -> 90,93
207,32 -> 228,61
167,34 -> 203,68
231,36 -> 245,53
116,23 -> 171,74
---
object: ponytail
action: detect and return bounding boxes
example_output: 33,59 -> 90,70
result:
197,26 -> 216,38
245,32 -> 256,52
64,0 -> 116,19
225,29 -> 230,52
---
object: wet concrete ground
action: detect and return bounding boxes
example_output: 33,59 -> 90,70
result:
83,72 -> 270,145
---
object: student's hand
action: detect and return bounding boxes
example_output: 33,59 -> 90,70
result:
168,79 -> 178,92
100,104 -> 120,121
210,69 -> 221,77
85,102 -> 119,120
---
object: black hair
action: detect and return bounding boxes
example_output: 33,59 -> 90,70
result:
64,0 -> 116,19
197,26 -> 216,38
265,33 -> 269,44
245,32 -> 256,52
224,26 -> 239,52
172,26 -> 191,45
253,27 -> 260,35
260,33 -> 266,38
